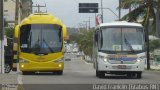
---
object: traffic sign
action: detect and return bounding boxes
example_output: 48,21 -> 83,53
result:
79,3 -> 98,13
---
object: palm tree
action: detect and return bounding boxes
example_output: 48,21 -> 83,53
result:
119,0 -> 159,70
119,0 -> 158,34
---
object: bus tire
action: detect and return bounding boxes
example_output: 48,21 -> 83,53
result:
137,72 -> 142,79
58,70 -> 63,75
96,70 -> 99,77
22,71 -> 34,75
54,70 -> 63,75
99,71 -> 105,78
96,70 -> 105,78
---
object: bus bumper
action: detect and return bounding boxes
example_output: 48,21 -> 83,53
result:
19,62 -> 64,72
97,60 -> 145,72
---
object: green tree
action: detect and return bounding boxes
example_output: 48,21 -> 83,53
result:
4,27 -> 13,38
149,40 -> 160,51
70,29 -> 94,57
78,30 -> 93,57
119,0 -> 159,34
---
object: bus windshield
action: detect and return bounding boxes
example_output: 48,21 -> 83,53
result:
20,24 -> 62,54
99,27 -> 144,53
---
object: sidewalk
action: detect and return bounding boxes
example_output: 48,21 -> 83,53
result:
0,72 -> 21,90
0,73 -> 18,84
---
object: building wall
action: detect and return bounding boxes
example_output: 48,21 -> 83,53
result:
21,0 -> 33,20
4,0 -> 16,24
4,0 -> 32,26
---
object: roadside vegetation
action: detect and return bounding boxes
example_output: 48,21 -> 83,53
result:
70,29 -> 94,58
149,39 -> 160,51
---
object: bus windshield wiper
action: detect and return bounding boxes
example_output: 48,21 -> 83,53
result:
42,39 -> 55,53
32,32 -> 41,54
124,35 -> 134,52
28,31 -> 32,50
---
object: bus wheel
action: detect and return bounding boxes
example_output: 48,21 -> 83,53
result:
96,70 -> 105,78
96,70 -> 99,77
22,71 -> 34,75
137,72 -> 142,79
99,71 -> 105,78
54,70 -> 63,75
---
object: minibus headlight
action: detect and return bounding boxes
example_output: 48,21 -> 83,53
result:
104,58 -> 107,62
19,59 -> 29,63
55,58 -> 64,62
137,56 -> 146,62
137,59 -> 141,62
99,55 -> 108,62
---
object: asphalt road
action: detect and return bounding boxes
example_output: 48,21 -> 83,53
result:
16,53 -> 160,90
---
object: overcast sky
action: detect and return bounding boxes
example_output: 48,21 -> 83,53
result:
33,0 -> 128,28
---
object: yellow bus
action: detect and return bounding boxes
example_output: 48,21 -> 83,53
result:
12,13 -> 67,75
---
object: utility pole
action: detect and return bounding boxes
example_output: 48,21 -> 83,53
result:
83,21 -> 88,31
119,0 -> 121,20
32,4 -> 46,13
146,19 -> 150,70
0,0 -> 4,74
84,17 -> 91,31
88,17 -> 90,30
100,0 -> 103,23
15,0 -> 19,25
156,6 -> 160,37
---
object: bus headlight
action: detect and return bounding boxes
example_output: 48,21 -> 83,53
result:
54,58 -> 64,63
99,55 -> 108,62
137,59 -> 141,62
137,56 -> 146,62
104,58 -> 107,62
19,59 -> 29,63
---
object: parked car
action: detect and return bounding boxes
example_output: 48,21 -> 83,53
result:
4,46 -> 12,73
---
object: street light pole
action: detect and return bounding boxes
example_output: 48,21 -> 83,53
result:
156,6 -> 160,37
119,0 -> 121,20
0,0 -> 4,74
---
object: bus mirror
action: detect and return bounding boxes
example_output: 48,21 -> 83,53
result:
94,33 -> 98,42
62,24 -> 69,41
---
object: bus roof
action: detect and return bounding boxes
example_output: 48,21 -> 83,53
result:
20,13 -> 63,26
98,21 -> 143,27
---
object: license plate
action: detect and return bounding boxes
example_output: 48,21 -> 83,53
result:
117,65 -> 127,69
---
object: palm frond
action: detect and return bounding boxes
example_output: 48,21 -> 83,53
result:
122,4 -> 147,22
118,0 -> 144,9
